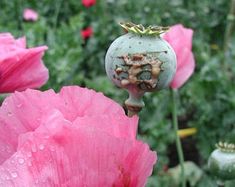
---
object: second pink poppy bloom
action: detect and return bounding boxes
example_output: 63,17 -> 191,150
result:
0,33 -> 48,93
163,24 -> 195,89
23,8 -> 39,22
0,86 -> 156,186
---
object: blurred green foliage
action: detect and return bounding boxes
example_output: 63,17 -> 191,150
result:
0,0 -> 235,186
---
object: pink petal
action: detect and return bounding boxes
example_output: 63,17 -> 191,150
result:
74,115 -> 138,140
163,24 -> 195,89
164,24 -> 193,50
170,49 -> 195,89
0,89 -> 59,164
0,46 -> 48,93
0,33 -> 18,55
0,34 -> 25,51
0,110 -> 156,186
0,33 -> 48,93
58,86 -> 125,120
0,86 -> 133,163
15,37 -> 26,48
23,9 -> 38,21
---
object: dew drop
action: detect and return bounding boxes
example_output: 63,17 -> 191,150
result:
18,158 -> 25,164
7,112 -> 12,117
16,103 -> 22,108
11,172 -> 18,178
10,160 -> 15,164
35,179 -> 39,184
49,146 -> 55,152
39,144 -> 45,151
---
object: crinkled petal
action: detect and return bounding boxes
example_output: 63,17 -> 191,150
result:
73,115 -> 138,140
0,111 -> 156,187
58,86 -> 125,120
0,86 -> 129,163
0,89 -> 60,164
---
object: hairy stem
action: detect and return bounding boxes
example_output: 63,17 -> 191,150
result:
171,89 -> 186,187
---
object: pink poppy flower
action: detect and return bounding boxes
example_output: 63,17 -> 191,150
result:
0,33 -> 48,93
23,8 -> 39,22
163,24 -> 195,89
81,27 -> 93,40
0,86 -> 156,186
82,0 -> 96,7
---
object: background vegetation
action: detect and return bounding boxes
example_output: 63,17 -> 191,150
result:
0,0 -> 234,186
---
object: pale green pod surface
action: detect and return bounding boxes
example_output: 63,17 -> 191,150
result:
105,32 -> 176,92
208,149 -> 235,181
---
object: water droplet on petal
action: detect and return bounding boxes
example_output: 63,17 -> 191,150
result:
39,144 -> 45,151
49,146 -> 55,152
7,112 -> 12,117
11,172 -> 18,178
16,103 -> 22,108
18,158 -> 25,164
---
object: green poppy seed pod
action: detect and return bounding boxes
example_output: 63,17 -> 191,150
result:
208,142 -> 235,181
105,22 -> 176,116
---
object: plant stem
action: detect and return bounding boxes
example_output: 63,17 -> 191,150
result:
223,0 -> 235,71
223,0 -> 235,54
53,0 -> 63,30
171,89 -> 186,187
